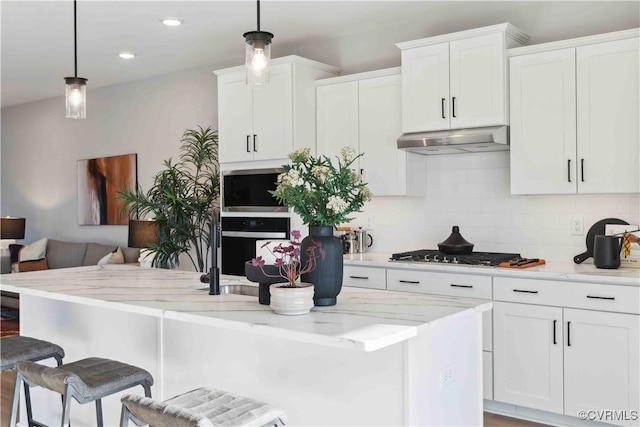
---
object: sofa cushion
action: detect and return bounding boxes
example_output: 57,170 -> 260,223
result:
46,240 -> 88,269
120,247 -> 141,264
97,247 -> 125,266
83,243 -> 118,266
19,238 -> 48,262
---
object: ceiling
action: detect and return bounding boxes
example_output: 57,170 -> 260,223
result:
2,1 -> 638,108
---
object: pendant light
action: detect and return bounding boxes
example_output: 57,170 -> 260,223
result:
243,1 -> 273,86
64,0 -> 87,119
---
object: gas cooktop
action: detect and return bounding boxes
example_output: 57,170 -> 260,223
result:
390,249 -> 521,266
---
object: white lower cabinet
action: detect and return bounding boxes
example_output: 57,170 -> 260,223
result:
385,268 -> 494,399
493,301 -> 564,413
343,265 -> 386,290
493,277 -> 640,426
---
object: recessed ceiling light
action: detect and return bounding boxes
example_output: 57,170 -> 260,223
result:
162,18 -> 182,27
118,52 -> 136,60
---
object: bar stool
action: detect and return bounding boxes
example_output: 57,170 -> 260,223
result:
1,336 -> 65,427
9,357 -> 153,427
120,387 -> 287,427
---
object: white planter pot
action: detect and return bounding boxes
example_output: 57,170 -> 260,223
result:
269,283 -> 314,315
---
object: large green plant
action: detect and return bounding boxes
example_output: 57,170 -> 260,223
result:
119,126 -> 220,272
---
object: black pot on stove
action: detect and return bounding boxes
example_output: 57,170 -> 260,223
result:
438,226 -> 474,255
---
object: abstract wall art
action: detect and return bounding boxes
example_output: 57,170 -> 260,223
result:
77,153 -> 137,225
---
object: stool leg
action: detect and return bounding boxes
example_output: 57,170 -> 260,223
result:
119,405 -> 130,427
95,399 -> 104,427
143,383 -> 152,398
60,386 -> 72,427
23,382 -> 34,427
8,372 -> 23,427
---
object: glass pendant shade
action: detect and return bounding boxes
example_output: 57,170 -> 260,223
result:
244,31 -> 273,86
65,77 -> 87,119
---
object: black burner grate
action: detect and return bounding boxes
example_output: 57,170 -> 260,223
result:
390,249 -> 520,266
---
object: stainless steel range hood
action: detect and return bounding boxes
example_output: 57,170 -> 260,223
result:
397,125 -> 509,155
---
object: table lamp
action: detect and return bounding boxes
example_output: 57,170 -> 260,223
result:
128,219 -> 160,268
1,217 -> 26,240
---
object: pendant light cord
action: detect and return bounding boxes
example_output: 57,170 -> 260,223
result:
256,0 -> 260,31
73,0 -> 78,78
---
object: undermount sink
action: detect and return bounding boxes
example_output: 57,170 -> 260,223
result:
219,284 -> 259,297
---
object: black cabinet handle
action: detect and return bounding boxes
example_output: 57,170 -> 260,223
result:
349,275 -> 369,280
513,289 -> 539,294
587,295 -> 615,300
581,158 -> 584,182
450,284 -> 473,288
399,280 -> 420,284
567,159 -> 571,182
253,135 -> 257,152
246,135 -> 250,153
360,169 -> 364,176
553,320 -> 557,345
441,98 -> 446,119
567,321 -> 571,347
452,97 -> 456,118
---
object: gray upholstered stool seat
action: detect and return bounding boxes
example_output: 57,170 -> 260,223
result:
10,357 -> 153,427
120,387 -> 287,427
2,336 -> 65,427
0,336 -> 65,371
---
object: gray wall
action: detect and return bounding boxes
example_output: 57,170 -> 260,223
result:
1,66 -> 217,246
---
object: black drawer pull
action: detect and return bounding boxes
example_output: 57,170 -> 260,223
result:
246,135 -> 251,153
553,319 -> 557,345
399,280 -> 420,284
441,98 -> 446,119
450,284 -> 473,288
253,135 -> 257,152
586,295 -> 615,300
349,275 -> 369,280
452,96 -> 457,118
513,289 -> 539,294
567,159 -> 571,182
567,321 -> 571,347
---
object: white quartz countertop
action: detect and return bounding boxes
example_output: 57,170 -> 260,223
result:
344,253 -> 640,286
0,265 -> 491,352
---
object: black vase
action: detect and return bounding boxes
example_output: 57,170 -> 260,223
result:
301,225 -> 343,306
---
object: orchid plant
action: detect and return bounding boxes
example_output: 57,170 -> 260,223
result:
251,230 -> 325,287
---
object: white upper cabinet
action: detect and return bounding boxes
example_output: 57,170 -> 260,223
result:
215,56 -> 339,164
509,30 -> 639,195
576,37 -> 639,194
397,24 -> 528,133
316,69 -> 425,197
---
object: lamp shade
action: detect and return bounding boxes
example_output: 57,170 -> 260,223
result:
128,219 -> 160,248
1,217 -> 26,239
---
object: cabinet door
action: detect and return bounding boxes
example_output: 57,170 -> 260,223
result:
252,63 -> 293,161
218,73 -> 253,163
509,49 -> 577,194
449,33 -> 507,128
576,37 -> 639,194
401,42 -> 450,132
564,309 -> 639,421
316,81 -> 359,161
493,302 -> 564,414
359,74 -> 404,196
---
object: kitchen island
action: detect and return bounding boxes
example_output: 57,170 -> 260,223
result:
1,265 -> 491,426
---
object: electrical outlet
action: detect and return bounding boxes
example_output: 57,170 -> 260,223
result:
440,365 -> 455,388
366,216 -> 375,230
571,216 -> 584,236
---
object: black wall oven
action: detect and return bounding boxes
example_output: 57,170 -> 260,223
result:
222,168 -> 287,212
221,217 -> 290,276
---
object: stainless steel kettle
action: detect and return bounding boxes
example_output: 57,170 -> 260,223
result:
356,228 -> 373,253
593,234 -> 623,269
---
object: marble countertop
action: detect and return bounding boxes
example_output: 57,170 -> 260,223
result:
0,265 -> 491,352
344,253 -> 640,286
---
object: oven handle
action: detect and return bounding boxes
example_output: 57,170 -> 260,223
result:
221,231 -> 288,239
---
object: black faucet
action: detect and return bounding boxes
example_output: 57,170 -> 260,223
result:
200,207 -> 220,295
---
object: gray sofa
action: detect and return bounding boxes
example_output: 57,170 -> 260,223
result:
0,239 -> 140,309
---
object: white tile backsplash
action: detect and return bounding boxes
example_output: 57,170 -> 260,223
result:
351,151 -> 640,262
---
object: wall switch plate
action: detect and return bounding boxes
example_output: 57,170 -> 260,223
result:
571,216 -> 584,236
366,216 -> 375,230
